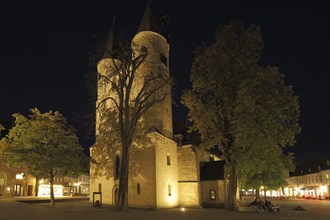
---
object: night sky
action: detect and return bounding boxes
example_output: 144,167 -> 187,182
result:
1,0 -> 329,163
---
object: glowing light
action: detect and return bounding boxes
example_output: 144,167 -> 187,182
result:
6,187 -> 10,192
15,173 -> 25,180
38,184 -> 63,197
181,207 -> 185,212
320,185 -> 327,192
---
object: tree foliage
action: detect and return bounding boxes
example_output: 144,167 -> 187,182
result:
0,108 -> 87,205
182,20 -> 301,211
239,152 -> 294,198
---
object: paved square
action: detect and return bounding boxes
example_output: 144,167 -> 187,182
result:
1,198 -> 329,220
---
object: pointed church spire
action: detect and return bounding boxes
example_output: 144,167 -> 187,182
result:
102,16 -> 119,59
137,0 -> 162,34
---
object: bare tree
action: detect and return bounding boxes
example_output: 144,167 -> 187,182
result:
93,41 -> 172,211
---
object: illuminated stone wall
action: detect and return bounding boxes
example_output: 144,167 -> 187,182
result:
132,31 -> 172,139
200,180 -> 227,208
178,183 -> 200,207
90,28 -> 178,208
128,145 -> 157,208
89,170 -> 116,204
153,132 -> 178,208
177,145 -> 200,207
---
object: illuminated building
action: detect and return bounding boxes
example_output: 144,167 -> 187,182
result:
0,165 -> 36,197
286,159 -> 330,199
89,2 -> 230,208
37,175 -> 90,197
0,124 -> 90,198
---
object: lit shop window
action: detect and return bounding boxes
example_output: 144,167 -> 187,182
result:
15,173 -> 25,180
38,184 -> 63,197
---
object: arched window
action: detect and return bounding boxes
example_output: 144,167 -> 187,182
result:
15,173 -> 25,180
210,190 -> 216,200
0,172 -> 5,185
115,155 -> 120,179
0,172 -> 6,194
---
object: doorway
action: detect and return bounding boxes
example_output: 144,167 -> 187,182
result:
14,184 -> 21,196
114,187 -> 119,206
27,185 -> 33,196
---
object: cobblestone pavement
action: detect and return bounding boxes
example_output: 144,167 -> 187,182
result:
0,197 -> 329,220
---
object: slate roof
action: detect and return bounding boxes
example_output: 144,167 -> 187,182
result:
290,159 -> 330,177
137,1 -> 162,34
200,160 -> 226,180
102,16 -> 120,59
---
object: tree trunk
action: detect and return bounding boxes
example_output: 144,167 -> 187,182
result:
117,145 -> 129,211
226,162 -> 237,211
256,187 -> 261,199
50,175 -> 55,206
35,176 -> 39,196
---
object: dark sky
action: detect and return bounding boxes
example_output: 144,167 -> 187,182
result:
1,0 -> 329,163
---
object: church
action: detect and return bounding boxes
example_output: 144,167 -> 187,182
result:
89,2 -> 228,209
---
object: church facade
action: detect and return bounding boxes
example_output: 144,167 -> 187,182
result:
89,3 -> 228,209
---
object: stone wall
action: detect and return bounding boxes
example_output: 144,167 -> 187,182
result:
89,174 -> 116,205
200,180 -> 226,208
128,145 -> 156,208
177,145 -> 200,207
153,132 -> 178,208
132,31 -> 172,138
178,182 -> 200,207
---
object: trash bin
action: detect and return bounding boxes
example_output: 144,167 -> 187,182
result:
93,192 -> 102,207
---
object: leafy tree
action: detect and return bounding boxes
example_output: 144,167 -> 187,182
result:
182,20 -> 301,211
92,41 -> 172,211
0,108 -> 87,206
239,152 -> 294,199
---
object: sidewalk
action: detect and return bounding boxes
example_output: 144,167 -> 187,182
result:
1,197 -> 329,220
13,196 -> 89,203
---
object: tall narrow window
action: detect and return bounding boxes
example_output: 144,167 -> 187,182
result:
137,183 -> 140,194
98,183 -> 102,192
167,153 -> 171,166
115,155 -> 120,179
160,53 -> 167,66
168,185 -> 172,196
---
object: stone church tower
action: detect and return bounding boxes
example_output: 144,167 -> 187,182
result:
90,2 -> 179,209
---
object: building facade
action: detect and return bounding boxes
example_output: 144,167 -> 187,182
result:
286,160 -> 330,199
0,165 -> 36,197
38,175 -> 90,197
89,3 -> 230,209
